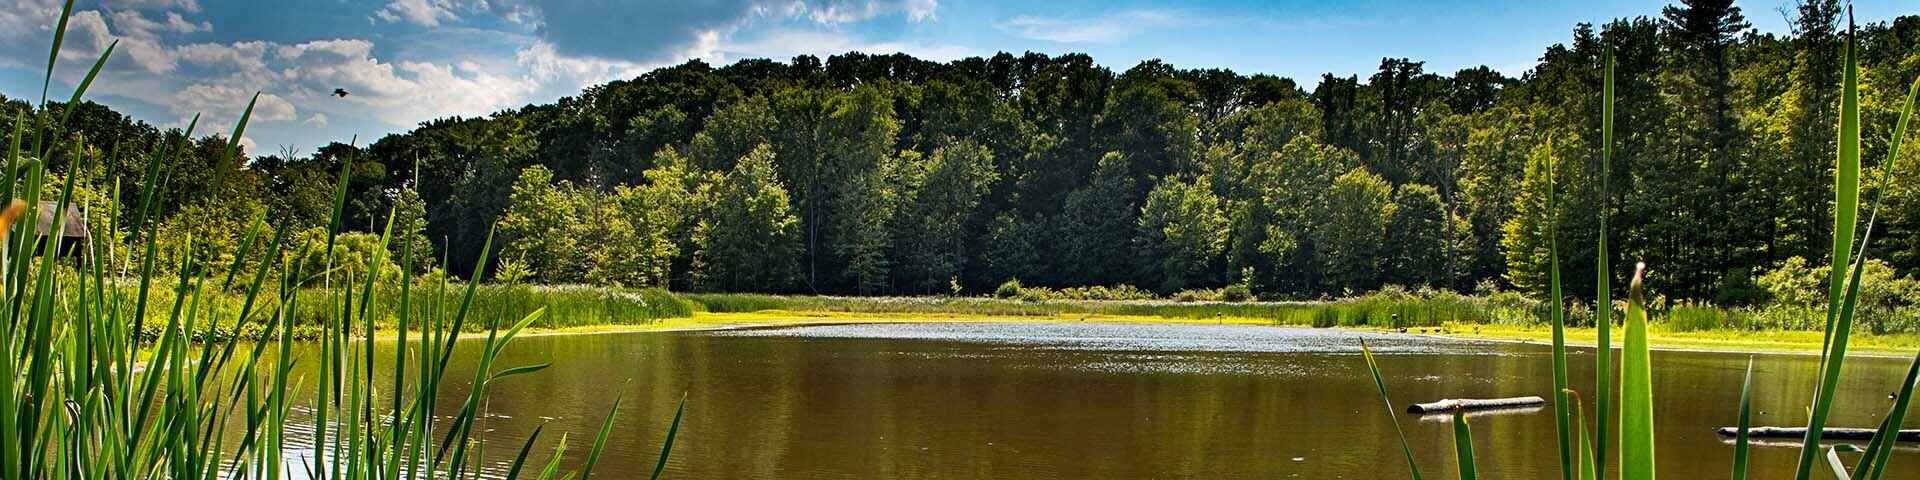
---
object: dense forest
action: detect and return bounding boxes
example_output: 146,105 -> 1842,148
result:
4,0 -> 1918,303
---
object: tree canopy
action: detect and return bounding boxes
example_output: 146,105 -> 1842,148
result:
6,2 -> 1917,302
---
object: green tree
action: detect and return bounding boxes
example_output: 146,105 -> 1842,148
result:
1134,175 -> 1229,292
1313,167 -> 1395,292
894,141 -> 999,293
1058,152 -> 1142,286
824,85 -> 905,294
640,147 -> 717,290
695,145 -> 801,291
388,186 -> 434,270
1502,143 -> 1561,294
1238,137 -> 1360,295
496,165 -> 584,284
1385,183 -> 1459,287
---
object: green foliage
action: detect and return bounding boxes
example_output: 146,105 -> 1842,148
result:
1385,183 -> 1462,287
1135,174 -> 1228,292
1314,167 -> 1394,291
1758,256 -> 1920,333
695,144 -> 800,291
388,186 -> 434,270
0,10 -> 689,477
994,278 -> 1023,299
894,141 -> 998,293
496,165 -> 584,284
1501,141 -> 1562,294
9,0 -> 1920,310
286,226 -> 402,286
1221,282 -> 1253,302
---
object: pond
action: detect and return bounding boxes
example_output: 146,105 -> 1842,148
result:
263,321 -> 1920,478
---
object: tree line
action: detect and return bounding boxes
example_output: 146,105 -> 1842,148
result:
4,0 -> 1918,303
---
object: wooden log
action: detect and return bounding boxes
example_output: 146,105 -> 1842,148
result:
1714,426 -> 1920,442
1406,396 -> 1547,414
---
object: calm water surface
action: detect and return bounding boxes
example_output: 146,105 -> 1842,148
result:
264,322 -> 1920,479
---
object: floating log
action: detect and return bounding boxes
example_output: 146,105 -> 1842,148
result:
1406,396 -> 1546,414
1417,405 -> 1544,423
1715,427 -> 1920,442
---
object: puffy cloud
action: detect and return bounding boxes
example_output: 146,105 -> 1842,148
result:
505,0 -> 935,64
0,0 -> 957,150
720,28 -> 971,63
178,40 -> 267,72
799,0 -> 938,24
162,12 -> 210,33
169,85 -> 295,136
996,9 -> 1188,43
374,0 -> 459,27
102,0 -> 202,12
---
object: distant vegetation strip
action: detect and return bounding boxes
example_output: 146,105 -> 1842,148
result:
134,279 -> 1920,344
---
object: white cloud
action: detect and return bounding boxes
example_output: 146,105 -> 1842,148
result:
178,40 -> 268,71
996,9 -> 1186,43
374,0 -> 459,27
720,28 -> 972,63
904,0 -> 936,21
103,0 -> 202,12
162,12 -> 210,33
169,85 -> 296,137
1,0 -> 959,151
799,0 -> 939,24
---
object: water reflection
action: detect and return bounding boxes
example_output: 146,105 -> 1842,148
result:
241,322 -> 1920,479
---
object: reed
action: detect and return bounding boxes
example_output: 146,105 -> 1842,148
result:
1357,11 -> 1920,480
0,4 -> 682,478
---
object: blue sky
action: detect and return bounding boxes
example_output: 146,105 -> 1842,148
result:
0,0 -> 1908,154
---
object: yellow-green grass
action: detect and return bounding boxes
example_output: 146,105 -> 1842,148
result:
464,303 -> 1920,358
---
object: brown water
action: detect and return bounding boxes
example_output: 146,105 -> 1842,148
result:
268,322 -> 1920,479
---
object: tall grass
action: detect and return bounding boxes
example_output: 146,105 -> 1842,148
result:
0,4 -> 681,478
1362,12 -> 1920,480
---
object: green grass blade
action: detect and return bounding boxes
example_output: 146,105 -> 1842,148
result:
1797,214 -> 1874,479
1826,446 -> 1855,480
1817,10 -> 1862,391
577,393 -> 623,480
1565,389 -> 1595,480
1733,356 -> 1753,480
1544,137 -> 1574,480
650,394 -> 687,480
536,433 -> 569,480
225,92 -> 258,162
1595,47 -> 1615,480
504,424 -> 546,480
1621,262 -> 1655,480
39,0 -> 74,107
1361,340 -> 1424,480
1856,345 -> 1920,480
1452,409 -> 1477,480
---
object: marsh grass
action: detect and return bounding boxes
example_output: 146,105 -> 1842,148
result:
685,290 -> 1502,327
0,4 -> 683,478
1363,13 -> 1920,480
112,284 -> 694,341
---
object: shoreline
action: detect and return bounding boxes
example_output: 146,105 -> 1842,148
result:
482,309 -> 1918,359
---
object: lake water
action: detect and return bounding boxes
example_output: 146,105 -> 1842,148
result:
268,321 -> 1920,478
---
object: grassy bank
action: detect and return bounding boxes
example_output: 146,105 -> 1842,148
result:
674,291 -> 1920,355
131,282 -> 1917,355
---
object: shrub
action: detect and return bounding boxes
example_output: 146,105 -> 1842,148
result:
1663,303 -> 1727,332
994,278 -> 1023,298
1173,288 -> 1221,302
1757,256 -> 1920,333
1222,283 -> 1252,302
